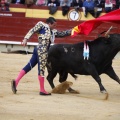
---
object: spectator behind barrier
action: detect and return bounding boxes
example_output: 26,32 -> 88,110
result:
11,0 -> 25,4
60,0 -> 71,6
104,0 -> 114,13
36,0 -> 46,6
25,0 -> 34,7
71,0 -> 83,11
60,0 -> 71,16
47,0 -> 60,6
116,0 -> 120,9
83,0 -> 96,18
94,0 -> 105,18
111,0 -> 118,10
47,0 -> 60,15
0,0 -> 10,11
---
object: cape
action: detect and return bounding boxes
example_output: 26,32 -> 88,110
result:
71,9 -> 120,37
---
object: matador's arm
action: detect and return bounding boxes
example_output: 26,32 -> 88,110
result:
24,21 -> 44,40
53,29 -> 72,38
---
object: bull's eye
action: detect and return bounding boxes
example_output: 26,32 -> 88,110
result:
71,47 -> 75,52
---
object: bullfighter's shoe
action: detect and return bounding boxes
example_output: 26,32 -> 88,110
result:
11,80 -> 17,94
39,92 -> 51,96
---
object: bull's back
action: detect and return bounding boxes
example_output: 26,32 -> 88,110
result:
48,43 -> 83,60
48,43 -> 88,73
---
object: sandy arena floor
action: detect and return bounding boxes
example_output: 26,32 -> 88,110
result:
0,53 -> 120,120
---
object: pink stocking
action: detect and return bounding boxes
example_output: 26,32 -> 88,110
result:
15,70 -> 26,87
38,75 -> 49,94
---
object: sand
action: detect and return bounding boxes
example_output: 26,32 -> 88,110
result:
0,53 -> 120,120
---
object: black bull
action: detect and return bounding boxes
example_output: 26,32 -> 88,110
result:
46,34 -> 120,93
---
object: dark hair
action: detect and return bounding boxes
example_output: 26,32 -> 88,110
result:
46,17 -> 56,24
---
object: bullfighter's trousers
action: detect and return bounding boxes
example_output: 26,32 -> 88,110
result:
22,46 -> 48,76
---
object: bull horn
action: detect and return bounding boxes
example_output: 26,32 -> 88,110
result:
105,26 -> 113,38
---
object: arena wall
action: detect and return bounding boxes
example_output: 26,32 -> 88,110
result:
0,4 -> 120,54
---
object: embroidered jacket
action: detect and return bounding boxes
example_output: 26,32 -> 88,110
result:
24,21 -> 71,43
24,21 -> 71,76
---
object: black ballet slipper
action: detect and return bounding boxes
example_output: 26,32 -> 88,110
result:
39,92 -> 51,96
11,80 -> 17,94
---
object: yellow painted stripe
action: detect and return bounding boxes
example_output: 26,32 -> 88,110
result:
25,9 -> 33,17
9,8 -> 26,12
25,9 -> 67,19
9,7 -> 106,21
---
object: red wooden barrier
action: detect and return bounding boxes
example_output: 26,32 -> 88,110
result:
0,11 -> 120,44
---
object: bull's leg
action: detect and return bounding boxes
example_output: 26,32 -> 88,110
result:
59,71 -> 78,93
59,71 -> 70,90
104,66 -> 120,84
86,63 -> 107,93
92,75 -> 107,93
69,73 -> 78,80
59,72 -> 72,92
46,70 -> 57,89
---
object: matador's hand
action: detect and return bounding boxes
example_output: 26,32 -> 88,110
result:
22,38 -> 27,46
66,29 -> 72,35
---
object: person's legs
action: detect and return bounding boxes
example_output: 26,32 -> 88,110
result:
37,46 -> 51,95
84,7 -> 88,17
105,7 -> 111,13
89,9 -> 95,17
95,11 -> 102,18
15,70 -> 26,87
11,47 -> 38,94
38,75 -> 51,95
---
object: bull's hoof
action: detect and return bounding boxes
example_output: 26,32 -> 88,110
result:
100,90 -> 109,100
100,90 -> 107,94
68,87 -> 80,94
69,89 -> 80,94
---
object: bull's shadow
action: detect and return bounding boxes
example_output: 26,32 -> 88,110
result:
46,34 -> 120,94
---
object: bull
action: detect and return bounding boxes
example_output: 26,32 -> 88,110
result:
46,33 -> 120,94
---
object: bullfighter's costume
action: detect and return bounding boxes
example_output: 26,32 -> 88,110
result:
11,20 -> 71,95
24,21 -> 71,76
